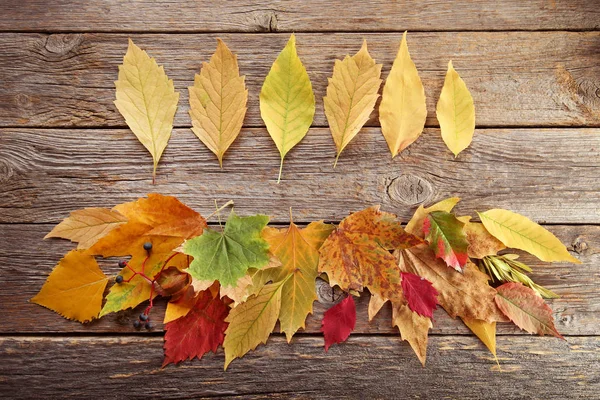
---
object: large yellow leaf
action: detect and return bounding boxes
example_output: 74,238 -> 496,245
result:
31,250 -> 109,323
436,60 -> 475,157
379,31 -> 427,158
478,209 -> 581,264
462,318 -> 498,363
189,39 -> 248,167
261,220 -> 335,342
260,34 -> 315,183
114,39 -> 180,183
223,279 -> 286,370
324,40 -> 382,166
405,197 -> 461,237
44,208 -> 127,250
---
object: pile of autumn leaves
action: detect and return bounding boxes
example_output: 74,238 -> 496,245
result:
115,33 -> 474,183
33,194 -> 579,368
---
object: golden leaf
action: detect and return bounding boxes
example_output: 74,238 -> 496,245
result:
379,31 -> 427,157
260,34 -> 315,182
462,318 -> 498,363
114,39 -> 180,183
189,39 -> 248,167
392,303 -> 432,366
436,60 -> 475,157
324,40 -> 382,166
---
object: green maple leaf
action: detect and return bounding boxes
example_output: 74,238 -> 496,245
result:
183,210 -> 270,287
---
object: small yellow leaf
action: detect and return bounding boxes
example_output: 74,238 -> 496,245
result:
368,292 -> 387,321
379,31 -> 427,157
114,39 -> 180,183
462,318 -> 498,363
324,40 -> 382,166
436,60 -> 475,157
405,197 -> 461,237
189,39 -> 248,167
44,208 -> 127,250
478,209 -> 581,264
392,303 -> 432,366
31,250 -> 109,323
260,34 -> 315,183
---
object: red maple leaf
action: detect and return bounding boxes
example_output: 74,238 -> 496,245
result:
321,295 -> 356,351
163,287 -> 231,367
400,272 -> 439,318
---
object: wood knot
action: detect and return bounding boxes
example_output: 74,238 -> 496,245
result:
254,11 -> 278,32
14,93 -> 33,109
387,174 -> 433,206
315,278 -> 345,305
571,236 -> 588,254
0,159 -> 15,184
44,34 -> 83,54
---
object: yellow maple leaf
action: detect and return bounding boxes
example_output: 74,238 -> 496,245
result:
189,39 -> 248,167
260,34 -> 315,183
31,250 -> 109,323
261,220 -> 335,342
478,209 -> 581,264
44,208 -> 127,250
379,31 -> 427,158
436,60 -> 475,157
114,39 -> 180,183
392,303 -> 432,366
324,40 -> 382,166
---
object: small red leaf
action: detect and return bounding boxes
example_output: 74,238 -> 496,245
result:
495,282 -> 563,339
163,287 -> 231,367
321,295 -> 356,351
400,272 -> 438,318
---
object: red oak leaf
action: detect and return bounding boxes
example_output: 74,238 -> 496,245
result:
400,272 -> 439,318
163,286 -> 231,367
321,295 -> 356,351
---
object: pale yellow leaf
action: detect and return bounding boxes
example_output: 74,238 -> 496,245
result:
436,60 -> 475,157
260,34 -> 315,183
392,303 -> 432,366
114,39 -> 180,183
223,280 -> 286,369
31,250 -> 109,323
189,39 -> 248,167
462,318 -> 498,364
44,208 -> 127,250
405,197 -> 461,237
478,209 -> 581,264
379,31 -> 427,157
324,40 -> 382,166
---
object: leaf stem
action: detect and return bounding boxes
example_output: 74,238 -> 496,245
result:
207,200 -> 234,222
277,157 -> 284,184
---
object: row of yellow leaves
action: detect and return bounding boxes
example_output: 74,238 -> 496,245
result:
115,33 -> 474,183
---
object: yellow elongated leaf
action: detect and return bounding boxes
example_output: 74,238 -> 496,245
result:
324,40 -> 382,166
260,34 -> 315,182
261,220 -> 335,342
223,279 -> 287,369
478,209 -> 581,264
379,31 -> 427,157
436,60 -> 475,157
44,208 -> 127,249
189,39 -> 248,167
405,197 -> 461,237
114,39 -> 180,183
462,318 -> 498,363
31,250 -> 109,323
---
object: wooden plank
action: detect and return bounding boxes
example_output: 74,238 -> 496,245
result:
0,223 -> 596,335
0,335 -> 598,399
1,127 -> 599,224
1,32 -> 599,128
1,1 -> 598,32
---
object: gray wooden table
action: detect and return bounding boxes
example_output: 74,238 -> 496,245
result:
0,1 -> 599,398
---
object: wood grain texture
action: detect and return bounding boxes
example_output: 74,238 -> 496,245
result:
1,32 -> 599,128
1,127 -> 598,224
0,335 -> 598,399
1,1 -> 599,32
1,223 -> 595,335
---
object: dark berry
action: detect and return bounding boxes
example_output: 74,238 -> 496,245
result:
145,322 -> 154,330
139,313 -> 149,321
133,320 -> 141,329
118,260 -> 127,268
143,242 -> 152,251
115,275 -> 124,284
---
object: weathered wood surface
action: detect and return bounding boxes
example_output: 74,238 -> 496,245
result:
1,1 -> 599,32
1,127 -> 598,224
0,223 -> 595,335
1,32 -> 599,128
0,336 -> 598,399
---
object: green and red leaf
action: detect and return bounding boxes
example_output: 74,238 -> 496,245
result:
423,211 -> 469,271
